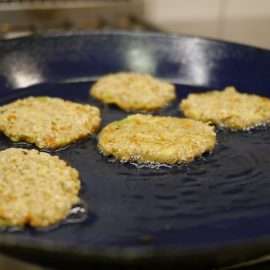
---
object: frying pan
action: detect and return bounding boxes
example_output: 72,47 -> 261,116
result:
0,32 -> 270,269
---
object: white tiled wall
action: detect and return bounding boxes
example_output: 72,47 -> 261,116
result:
143,0 -> 270,49
144,0 -> 220,21
224,0 -> 270,18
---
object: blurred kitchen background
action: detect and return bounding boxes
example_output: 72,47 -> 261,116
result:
0,0 -> 269,48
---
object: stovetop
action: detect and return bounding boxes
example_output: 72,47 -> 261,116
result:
0,0 -> 159,39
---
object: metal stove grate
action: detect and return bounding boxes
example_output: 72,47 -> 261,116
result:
0,0 -> 159,39
0,0 -> 135,10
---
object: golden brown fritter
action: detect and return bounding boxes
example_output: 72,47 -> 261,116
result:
98,114 -> 216,165
180,86 -> 270,130
0,96 -> 101,149
90,72 -> 176,112
0,148 -> 80,228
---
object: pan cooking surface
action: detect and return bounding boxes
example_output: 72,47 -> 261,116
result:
0,32 -> 270,267
0,82 -> 270,249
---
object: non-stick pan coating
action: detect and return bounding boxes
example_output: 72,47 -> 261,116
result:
0,32 -> 270,269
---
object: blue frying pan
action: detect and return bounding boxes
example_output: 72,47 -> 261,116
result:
0,32 -> 270,269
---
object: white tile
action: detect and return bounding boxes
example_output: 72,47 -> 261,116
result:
224,0 -> 270,18
143,0 -> 221,23
142,0 -> 270,49
219,0 -> 270,48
